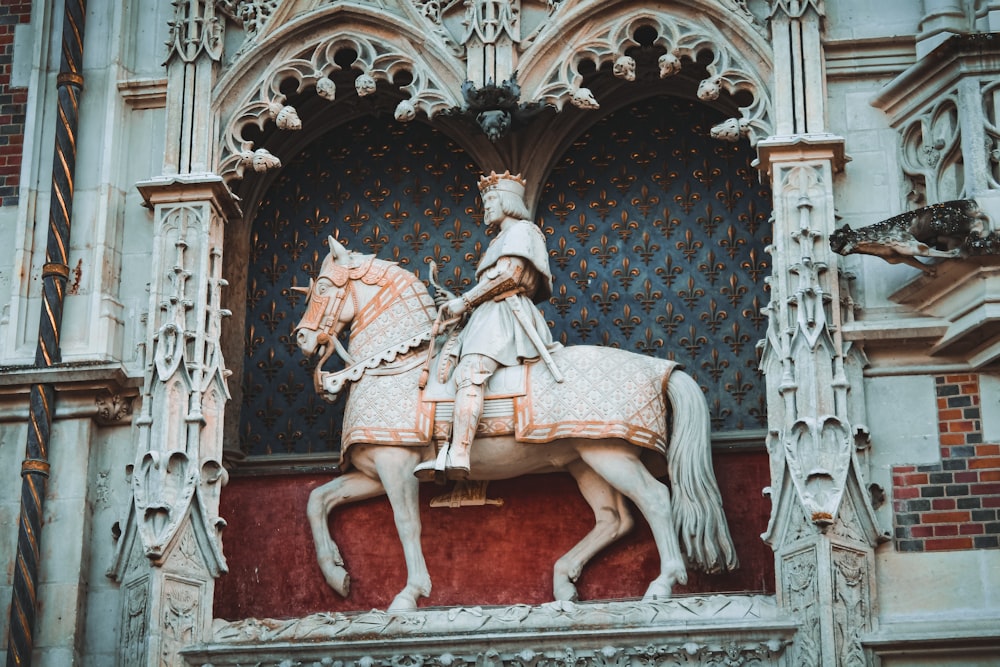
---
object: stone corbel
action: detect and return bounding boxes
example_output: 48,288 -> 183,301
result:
0,364 -> 140,424
890,255 -> 1000,367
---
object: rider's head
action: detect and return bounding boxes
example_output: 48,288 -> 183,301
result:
479,170 -> 531,222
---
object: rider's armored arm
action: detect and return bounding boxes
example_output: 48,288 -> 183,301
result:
461,256 -> 539,310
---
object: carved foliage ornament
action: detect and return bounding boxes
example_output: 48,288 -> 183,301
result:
219,30 -> 461,182
216,7 -> 772,181
783,416 -> 852,524
95,391 -> 134,425
522,12 -> 771,144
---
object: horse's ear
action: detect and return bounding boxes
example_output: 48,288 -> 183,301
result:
328,235 -> 350,263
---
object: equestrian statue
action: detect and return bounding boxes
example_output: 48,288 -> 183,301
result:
293,171 -> 738,611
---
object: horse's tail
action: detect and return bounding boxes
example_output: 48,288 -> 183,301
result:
665,369 -> 739,572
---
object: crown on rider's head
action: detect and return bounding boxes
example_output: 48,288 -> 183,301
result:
478,170 -> 527,198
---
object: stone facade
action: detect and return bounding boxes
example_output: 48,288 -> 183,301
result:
2,1 -> 1000,666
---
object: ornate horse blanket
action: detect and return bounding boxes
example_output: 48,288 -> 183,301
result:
339,345 -> 677,467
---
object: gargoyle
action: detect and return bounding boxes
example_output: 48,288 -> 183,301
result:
829,199 -> 993,274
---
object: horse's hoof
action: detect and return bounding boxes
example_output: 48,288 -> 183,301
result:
642,577 -> 673,601
387,583 -> 428,612
553,580 -> 578,602
387,593 -> 418,612
323,566 -> 351,597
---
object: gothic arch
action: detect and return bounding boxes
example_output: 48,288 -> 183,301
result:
517,2 -> 772,130
210,1 -> 774,188
212,4 -> 469,183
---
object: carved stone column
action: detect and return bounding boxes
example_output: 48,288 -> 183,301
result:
107,2 -> 239,665
109,176 -> 239,666
759,2 -> 887,665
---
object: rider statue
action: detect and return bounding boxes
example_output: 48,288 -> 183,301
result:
415,170 -> 558,480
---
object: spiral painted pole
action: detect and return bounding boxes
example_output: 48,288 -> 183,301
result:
5,0 -> 86,665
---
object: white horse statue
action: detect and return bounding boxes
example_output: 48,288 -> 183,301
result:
293,237 -> 738,611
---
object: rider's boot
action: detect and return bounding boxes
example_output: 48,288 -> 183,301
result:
445,382 -> 484,479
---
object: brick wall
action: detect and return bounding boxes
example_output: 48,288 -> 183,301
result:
0,1 -> 31,206
892,374 -> 1000,551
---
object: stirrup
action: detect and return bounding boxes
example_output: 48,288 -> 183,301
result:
445,444 -> 471,480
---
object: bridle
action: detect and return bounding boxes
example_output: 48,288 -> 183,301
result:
296,255 -> 435,397
295,257 -> 376,391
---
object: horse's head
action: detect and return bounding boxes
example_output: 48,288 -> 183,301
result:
293,236 -> 364,358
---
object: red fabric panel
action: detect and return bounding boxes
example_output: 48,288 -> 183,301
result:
215,450 -> 773,620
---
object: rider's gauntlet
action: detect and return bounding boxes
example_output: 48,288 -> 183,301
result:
461,256 -> 537,310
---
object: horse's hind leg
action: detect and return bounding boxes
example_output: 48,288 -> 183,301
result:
307,471 -> 386,596
370,446 -> 432,612
553,460 -> 634,602
576,443 -> 687,600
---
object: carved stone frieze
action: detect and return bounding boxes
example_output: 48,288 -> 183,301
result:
832,547 -> 870,667
187,641 -> 790,667
161,576 -> 207,666
190,596 -> 794,666
782,546 -> 822,665
121,577 -> 150,667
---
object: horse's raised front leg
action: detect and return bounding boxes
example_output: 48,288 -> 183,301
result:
369,446 -> 432,612
553,460 -> 634,602
576,442 -> 687,600
307,471 -> 386,596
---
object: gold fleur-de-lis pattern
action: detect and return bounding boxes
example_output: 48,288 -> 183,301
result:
241,97 -> 771,456
536,97 -> 771,433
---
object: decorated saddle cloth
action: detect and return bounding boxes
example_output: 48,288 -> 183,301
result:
340,344 -> 676,463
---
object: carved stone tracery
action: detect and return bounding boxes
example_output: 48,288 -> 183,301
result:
214,2 -> 774,183
900,94 -> 963,207
215,19 -> 466,181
